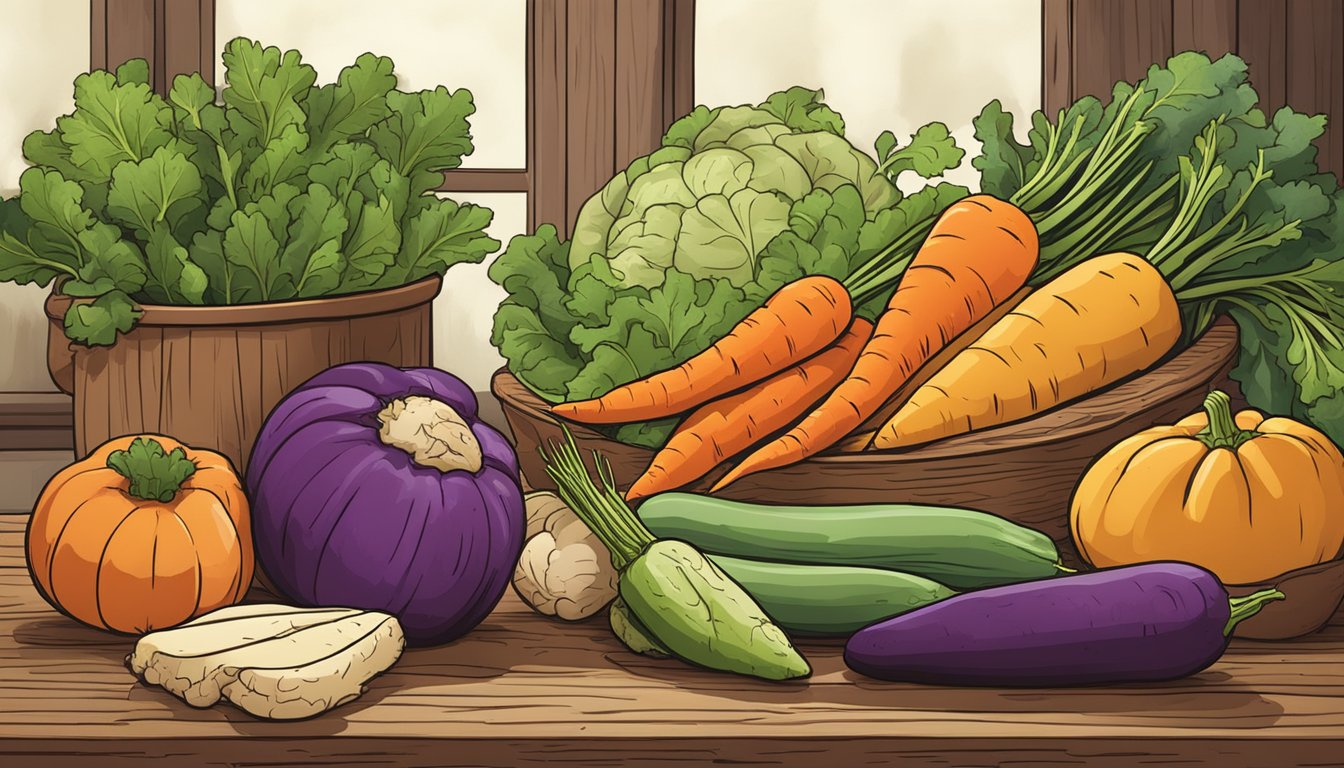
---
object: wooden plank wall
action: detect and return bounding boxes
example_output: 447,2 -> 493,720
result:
1044,0 -> 1344,179
91,0 -> 214,88
528,0 -> 696,235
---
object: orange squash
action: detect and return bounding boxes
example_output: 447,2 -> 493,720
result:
1071,391 -> 1344,584
26,435 -> 253,634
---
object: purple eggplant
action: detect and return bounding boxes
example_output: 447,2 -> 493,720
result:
843,562 -> 1282,687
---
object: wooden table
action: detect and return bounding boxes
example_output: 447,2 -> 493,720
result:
2,515 -> 1343,767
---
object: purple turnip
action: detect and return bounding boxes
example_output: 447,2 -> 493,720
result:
844,562 -> 1282,687
247,363 -> 525,647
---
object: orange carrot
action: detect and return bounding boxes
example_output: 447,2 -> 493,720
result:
712,195 -> 1039,490
625,317 -> 874,501
553,275 -> 852,425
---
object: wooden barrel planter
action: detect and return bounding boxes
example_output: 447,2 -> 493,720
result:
45,277 -> 440,473
493,317 -> 1242,568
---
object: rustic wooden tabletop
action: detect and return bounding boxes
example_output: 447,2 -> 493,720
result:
2,509 -> 1343,767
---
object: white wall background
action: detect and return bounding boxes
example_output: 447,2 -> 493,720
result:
0,0 -> 90,390
0,0 -> 1042,396
215,0 -> 526,169
696,0 -> 1041,192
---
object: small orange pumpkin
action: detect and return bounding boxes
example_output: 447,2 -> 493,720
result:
26,435 -> 253,634
1071,391 -> 1344,584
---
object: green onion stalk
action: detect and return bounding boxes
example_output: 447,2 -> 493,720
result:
540,428 -> 811,682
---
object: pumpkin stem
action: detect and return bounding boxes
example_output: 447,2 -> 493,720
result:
106,437 -> 197,503
1224,589 -> 1285,636
1196,390 -> 1257,450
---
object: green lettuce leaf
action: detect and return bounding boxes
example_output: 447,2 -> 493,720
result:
105,146 -> 204,237
239,123 -> 310,201
368,87 -> 475,194
489,226 -> 585,400
16,168 -> 94,269
63,290 -> 141,346
220,37 -> 317,148
874,122 -> 964,183
308,141 -> 380,209
305,53 -> 397,155
64,222 -> 147,298
222,208 -> 284,302
341,193 -> 399,289
758,87 -> 845,136
384,197 -> 497,287
280,184 -> 347,297
55,70 -> 176,181
142,225 -> 207,304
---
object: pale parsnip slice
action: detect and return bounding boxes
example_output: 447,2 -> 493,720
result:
127,604 -> 405,719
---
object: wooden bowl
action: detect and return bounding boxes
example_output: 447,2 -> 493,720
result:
493,318 -> 1240,566
1228,558 -> 1344,640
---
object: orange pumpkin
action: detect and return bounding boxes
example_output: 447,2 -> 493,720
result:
1071,391 -> 1344,584
26,435 -> 253,634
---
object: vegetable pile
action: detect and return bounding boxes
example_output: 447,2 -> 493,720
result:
0,37 -> 498,345
25,360 -> 528,718
542,429 -> 811,680
533,441 -> 1292,687
494,53 -> 1344,689
496,52 -> 1344,496
490,87 -> 966,447
969,51 -> 1344,447
539,436 -> 1084,672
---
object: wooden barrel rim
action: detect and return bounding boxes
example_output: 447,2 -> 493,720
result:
45,276 -> 442,327
492,316 -> 1241,464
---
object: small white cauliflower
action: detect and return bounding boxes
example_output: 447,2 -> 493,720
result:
512,491 -> 618,620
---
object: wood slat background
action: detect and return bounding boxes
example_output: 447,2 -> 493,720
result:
527,0 -> 696,235
1045,0 -> 1344,179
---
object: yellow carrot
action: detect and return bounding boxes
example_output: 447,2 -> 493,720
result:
868,252 -> 1181,450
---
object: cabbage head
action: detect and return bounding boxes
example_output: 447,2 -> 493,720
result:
491,87 -> 966,447
569,93 -> 902,289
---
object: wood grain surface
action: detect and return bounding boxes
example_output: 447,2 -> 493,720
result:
494,319 -> 1240,563
0,524 -> 1341,767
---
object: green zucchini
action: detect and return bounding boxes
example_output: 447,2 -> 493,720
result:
638,493 -> 1062,590
711,555 -> 955,636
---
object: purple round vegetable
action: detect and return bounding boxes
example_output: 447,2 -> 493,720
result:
247,362 -> 525,646
844,562 -> 1282,687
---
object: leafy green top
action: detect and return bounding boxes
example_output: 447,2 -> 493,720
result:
0,39 -> 500,346
106,437 -> 198,503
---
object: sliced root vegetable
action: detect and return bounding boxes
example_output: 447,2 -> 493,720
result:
552,275 -> 852,425
625,318 -> 874,501
870,251 -> 1181,450
713,195 -> 1038,489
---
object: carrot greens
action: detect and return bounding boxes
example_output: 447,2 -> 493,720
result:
973,51 -> 1344,446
